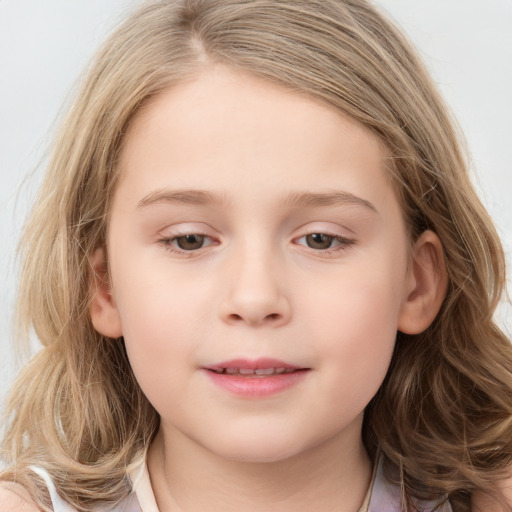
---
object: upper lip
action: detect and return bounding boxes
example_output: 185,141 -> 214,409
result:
204,358 -> 305,371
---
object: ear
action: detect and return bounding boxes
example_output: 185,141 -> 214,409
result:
89,247 -> 123,338
398,230 -> 448,334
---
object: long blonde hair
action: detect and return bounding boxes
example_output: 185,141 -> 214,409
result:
2,1 -> 510,510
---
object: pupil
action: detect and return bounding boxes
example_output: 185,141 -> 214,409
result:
306,233 -> 333,249
177,234 -> 205,250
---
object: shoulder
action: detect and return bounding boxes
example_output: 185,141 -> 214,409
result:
0,481 -> 41,511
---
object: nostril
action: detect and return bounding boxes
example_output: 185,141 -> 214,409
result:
226,312 -> 281,325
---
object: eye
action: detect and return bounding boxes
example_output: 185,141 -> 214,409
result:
159,233 -> 215,253
174,234 -> 207,250
305,233 -> 335,250
295,232 -> 355,252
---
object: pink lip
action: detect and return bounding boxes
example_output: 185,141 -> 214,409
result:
205,358 -> 302,371
202,358 -> 310,398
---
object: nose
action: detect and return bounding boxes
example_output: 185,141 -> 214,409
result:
219,245 -> 292,328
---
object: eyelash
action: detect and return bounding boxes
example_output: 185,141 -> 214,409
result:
158,231 -> 356,257
295,232 -> 356,255
158,233 -> 216,256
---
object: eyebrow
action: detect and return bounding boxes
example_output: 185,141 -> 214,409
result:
137,188 -> 378,214
137,189 -> 228,208
281,190 -> 378,213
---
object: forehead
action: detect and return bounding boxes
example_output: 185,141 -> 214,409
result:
116,65 -> 396,215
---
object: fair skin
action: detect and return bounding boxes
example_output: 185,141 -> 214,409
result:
89,65 -> 447,512
0,65 -> 448,511
0,483 -> 40,512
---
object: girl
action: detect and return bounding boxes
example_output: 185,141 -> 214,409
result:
1,1 -> 511,511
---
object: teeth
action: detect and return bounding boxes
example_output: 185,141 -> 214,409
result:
211,367 -> 298,376
255,368 -> 276,375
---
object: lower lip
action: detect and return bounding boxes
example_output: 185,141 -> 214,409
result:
204,370 -> 309,398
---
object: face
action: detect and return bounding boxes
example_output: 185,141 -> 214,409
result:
103,66 -> 415,463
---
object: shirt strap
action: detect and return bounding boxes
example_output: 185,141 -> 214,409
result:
28,466 -> 76,512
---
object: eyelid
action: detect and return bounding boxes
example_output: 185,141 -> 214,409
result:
294,233 -> 355,247
158,234 -> 218,257
157,223 -> 220,255
155,223 -> 356,257
292,225 -> 357,255
156,221 -> 218,240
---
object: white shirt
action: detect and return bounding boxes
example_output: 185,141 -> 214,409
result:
28,457 -> 452,512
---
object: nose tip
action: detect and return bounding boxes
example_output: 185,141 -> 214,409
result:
219,257 -> 291,328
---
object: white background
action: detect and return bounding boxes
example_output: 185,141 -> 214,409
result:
1,1 -> 511,419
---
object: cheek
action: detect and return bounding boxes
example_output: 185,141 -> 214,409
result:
314,287 -> 397,362
110,261 -> 210,402
302,261 -> 405,405
304,251 -> 405,340
111,246 -> 212,342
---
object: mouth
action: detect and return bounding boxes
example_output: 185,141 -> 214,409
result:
202,358 -> 310,397
204,358 -> 308,376
207,367 -> 303,376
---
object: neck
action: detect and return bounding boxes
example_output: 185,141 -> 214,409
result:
147,422 -> 372,512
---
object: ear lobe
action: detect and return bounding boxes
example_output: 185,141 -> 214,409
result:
89,247 -> 123,338
398,230 -> 448,335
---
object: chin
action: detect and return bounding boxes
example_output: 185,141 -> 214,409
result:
205,431 -> 312,464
